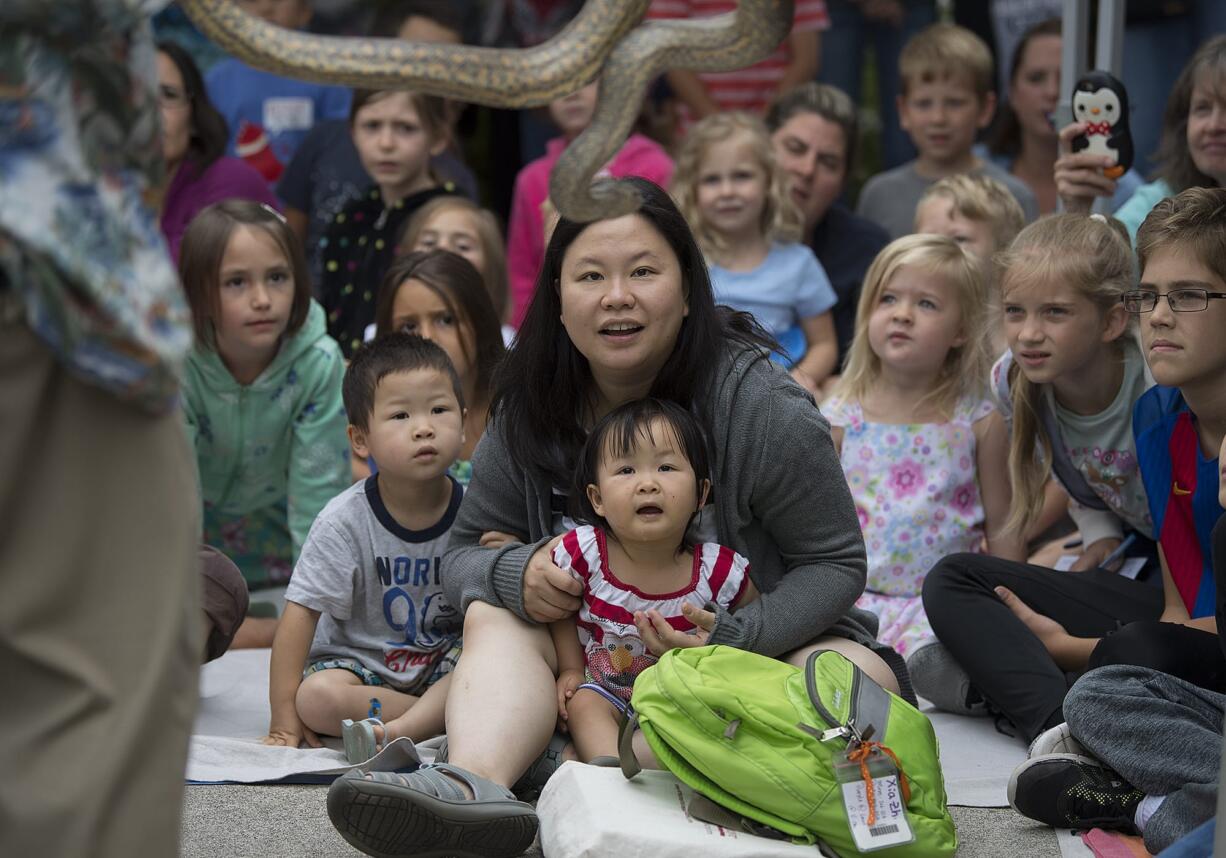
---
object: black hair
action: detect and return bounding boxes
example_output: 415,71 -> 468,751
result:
573,398 -> 711,531
156,40 -> 229,179
374,249 -> 505,408
343,332 -> 465,430
490,176 -> 776,489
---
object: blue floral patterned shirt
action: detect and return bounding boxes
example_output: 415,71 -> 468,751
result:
0,0 -> 192,413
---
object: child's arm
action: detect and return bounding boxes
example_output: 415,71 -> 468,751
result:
732,577 -> 760,609
664,69 -> 721,121
792,312 -> 838,393
975,409 -> 1028,561
287,343 -> 352,559
264,601 -> 323,748
1158,547 -> 1218,634
776,28 -> 820,94
549,619 -> 587,725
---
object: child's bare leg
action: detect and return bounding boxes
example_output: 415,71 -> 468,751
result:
565,689 -> 625,762
378,674 -> 451,744
295,668 -> 418,737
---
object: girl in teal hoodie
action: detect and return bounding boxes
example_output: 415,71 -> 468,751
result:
179,201 -> 351,626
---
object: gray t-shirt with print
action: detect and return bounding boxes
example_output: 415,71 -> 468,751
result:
286,475 -> 464,690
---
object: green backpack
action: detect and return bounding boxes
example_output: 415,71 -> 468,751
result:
618,645 -> 957,857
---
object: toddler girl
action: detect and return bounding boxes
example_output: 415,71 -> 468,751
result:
320,88 -> 455,357
399,196 -> 514,344
507,80 -> 674,327
179,200 -> 351,645
373,250 -> 506,480
825,234 -> 1024,660
673,112 -> 838,395
551,398 -> 758,763
995,214 -> 1154,570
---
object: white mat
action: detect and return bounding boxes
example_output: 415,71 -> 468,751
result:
189,649 -> 1026,804
189,649 -> 440,784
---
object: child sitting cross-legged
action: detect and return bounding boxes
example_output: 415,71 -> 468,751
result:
550,398 -> 759,763
263,333 -> 467,759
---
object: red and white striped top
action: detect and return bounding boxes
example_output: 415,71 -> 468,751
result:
647,0 -> 830,129
553,524 -> 751,702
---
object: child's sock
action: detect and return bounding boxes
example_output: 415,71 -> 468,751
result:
1133,794 -> 1165,832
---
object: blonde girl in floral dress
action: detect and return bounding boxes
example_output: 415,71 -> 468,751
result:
825,234 -> 1026,662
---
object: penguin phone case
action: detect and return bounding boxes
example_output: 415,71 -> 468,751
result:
1070,70 -> 1133,178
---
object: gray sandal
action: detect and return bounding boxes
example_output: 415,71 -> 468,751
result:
327,763 -> 538,858
436,730 -> 569,799
341,717 -> 383,764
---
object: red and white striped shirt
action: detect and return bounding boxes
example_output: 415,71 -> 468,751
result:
647,0 -> 829,129
553,524 -> 751,702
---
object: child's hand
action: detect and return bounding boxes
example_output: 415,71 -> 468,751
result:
635,604 -> 716,657
1070,537 -> 1122,572
555,668 -> 586,729
262,713 -> 322,749
789,367 -> 820,397
480,530 -> 522,549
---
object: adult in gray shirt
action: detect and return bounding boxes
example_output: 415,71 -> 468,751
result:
326,178 -> 908,858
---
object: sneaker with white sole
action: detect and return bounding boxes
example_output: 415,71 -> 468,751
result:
1008,753 -> 1143,831
1028,722 -> 1089,759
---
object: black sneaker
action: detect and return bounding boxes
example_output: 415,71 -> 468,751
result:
1008,753 -> 1143,831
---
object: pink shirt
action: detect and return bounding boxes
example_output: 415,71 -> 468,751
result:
506,133 -> 674,327
648,0 -> 829,131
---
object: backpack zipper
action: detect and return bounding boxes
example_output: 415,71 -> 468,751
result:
804,649 -> 866,746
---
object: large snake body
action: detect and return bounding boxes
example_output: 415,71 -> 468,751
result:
177,0 -> 794,221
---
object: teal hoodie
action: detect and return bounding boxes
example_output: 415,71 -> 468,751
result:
182,300 -> 351,587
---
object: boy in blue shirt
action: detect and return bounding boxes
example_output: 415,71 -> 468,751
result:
205,0 -> 351,184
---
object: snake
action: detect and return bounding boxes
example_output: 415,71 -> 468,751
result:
177,0 -> 794,222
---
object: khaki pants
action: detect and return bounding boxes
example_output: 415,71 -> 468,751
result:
0,306 -> 201,857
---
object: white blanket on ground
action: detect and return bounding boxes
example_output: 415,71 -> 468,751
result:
188,649 -> 1025,805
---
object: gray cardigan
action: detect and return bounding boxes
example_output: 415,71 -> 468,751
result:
442,346 -> 885,660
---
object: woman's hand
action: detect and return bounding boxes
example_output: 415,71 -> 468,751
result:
635,603 -> 717,657
1054,121 -> 1120,215
789,366 -> 820,397
523,535 -> 581,623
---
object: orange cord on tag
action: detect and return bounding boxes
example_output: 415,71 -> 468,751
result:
846,741 -> 911,826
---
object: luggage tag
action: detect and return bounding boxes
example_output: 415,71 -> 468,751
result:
835,742 -> 914,852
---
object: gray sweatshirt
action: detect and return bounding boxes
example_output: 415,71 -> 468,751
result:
442,346 -> 883,660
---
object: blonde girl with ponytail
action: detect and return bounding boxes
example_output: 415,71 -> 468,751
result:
915,213 -> 1164,740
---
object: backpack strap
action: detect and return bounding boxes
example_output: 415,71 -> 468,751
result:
617,709 -> 643,779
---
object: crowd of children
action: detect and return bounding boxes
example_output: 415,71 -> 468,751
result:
6,1 -> 1226,857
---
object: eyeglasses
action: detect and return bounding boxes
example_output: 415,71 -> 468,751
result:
1121,288 -> 1226,313
158,84 -> 190,110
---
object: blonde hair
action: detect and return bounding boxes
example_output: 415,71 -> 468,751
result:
671,112 -> 801,262
398,196 -> 510,323
900,23 -> 995,99
833,234 -> 992,419
1137,186 -> 1226,285
997,214 -> 1135,537
917,173 -> 1026,254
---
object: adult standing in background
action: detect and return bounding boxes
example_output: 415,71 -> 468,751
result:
0,3 -> 200,856
817,0 -> 937,171
765,83 -> 890,371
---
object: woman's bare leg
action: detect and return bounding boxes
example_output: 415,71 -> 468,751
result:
786,637 -> 901,695
443,602 -> 559,789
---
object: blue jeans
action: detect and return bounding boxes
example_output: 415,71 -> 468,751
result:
819,0 -> 937,171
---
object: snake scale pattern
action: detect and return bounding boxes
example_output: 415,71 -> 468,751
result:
178,0 -> 794,221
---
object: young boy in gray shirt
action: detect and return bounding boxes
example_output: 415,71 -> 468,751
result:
263,333 -> 468,762
856,23 -> 1038,239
